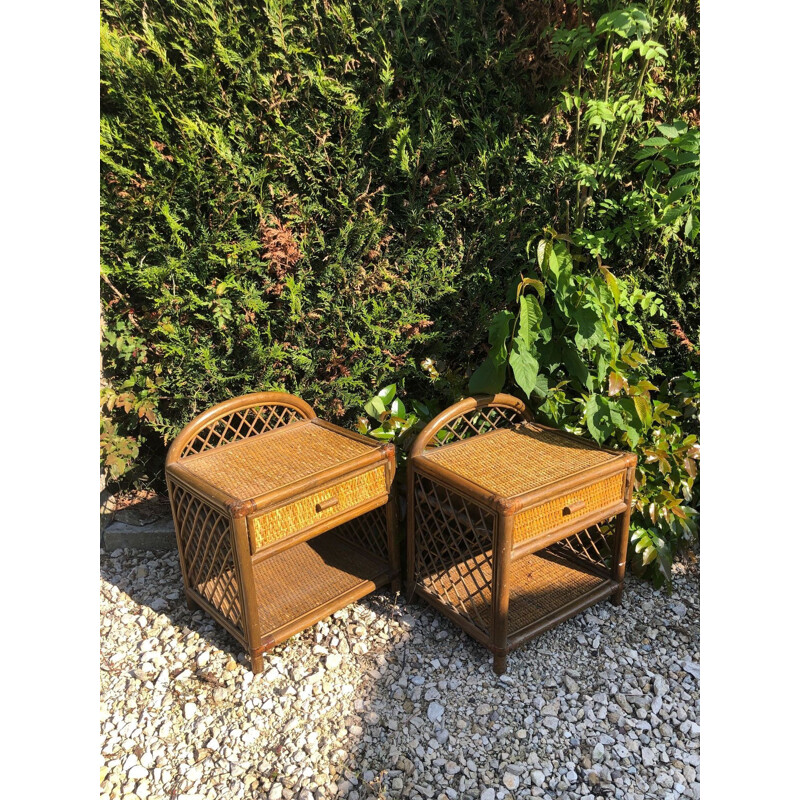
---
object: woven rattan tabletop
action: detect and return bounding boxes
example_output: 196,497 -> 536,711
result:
171,419 -> 382,502
421,423 -> 626,499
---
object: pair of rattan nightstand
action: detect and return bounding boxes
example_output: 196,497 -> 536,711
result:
166,391 -> 635,675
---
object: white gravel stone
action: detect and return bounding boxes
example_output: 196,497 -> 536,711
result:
325,653 -> 342,670
427,701 -> 445,723
502,772 -> 520,790
100,546 -> 699,800
128,765 -> 148,780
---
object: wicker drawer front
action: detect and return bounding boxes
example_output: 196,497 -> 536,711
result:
249,466 -> 386,553
513,471 -> 625,546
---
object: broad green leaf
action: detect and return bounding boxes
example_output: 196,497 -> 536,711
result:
573,304 -> 604,350
608,372 -> 627,396
685,211 -> 698,241
666,167 -> 698,188
488,310 -> 515,349
532,372 -> 550,399
469,311 -> 515,395
585,394 -> 613,444
665,184 -> 694,205
623,422 -> 640,448
657,121 -> 688,139
390,397 -> 405,417
633,394 -> 652,429
517,277 -> 545,302
517,294 -> 542,348
642,136 -> 670,148
562,343 -> 590,389
539,308 -> 553,344
509,338 -> 540,398
661,203 -> 691,225
598,265 -> 620,307
468,349 -> 508,395
537,239 -> 551,271
364,396 -> 386,420
377,384 -> 396,404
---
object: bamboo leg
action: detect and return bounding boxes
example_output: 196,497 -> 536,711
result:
231,516 -> 264,674
490,514 -> 513,675
186,595 -> 199,611
405,463 -> 417,603
249,649 -> 264,675
386,491 -> 401,596
611,464 -> 635,606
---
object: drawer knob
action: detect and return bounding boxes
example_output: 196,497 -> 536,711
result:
316,496 -> 339,513
563,499 -> 587,515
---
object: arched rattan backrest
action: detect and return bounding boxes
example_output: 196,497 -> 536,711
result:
166,391 -> 316,465
409,394 -> 534,459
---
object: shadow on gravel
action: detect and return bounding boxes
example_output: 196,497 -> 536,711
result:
101,546 -> 699,800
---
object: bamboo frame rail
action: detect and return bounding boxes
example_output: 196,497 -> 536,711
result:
166,391 -> 398,673
406,394 -> 636,674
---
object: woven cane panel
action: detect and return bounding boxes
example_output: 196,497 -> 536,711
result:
178,421 -> 375,501
422,549 -> 606,634
424,424 -> 623,498
546,520 -> 615,575
413,473 -> 496,634
333,506 -> 389,561
251,532 -> 386,634
427,406 -> 529,448
169,482 -> 244,633
513,472 -> 625,545
180,404 -> 307,458
249,467 -> 386,551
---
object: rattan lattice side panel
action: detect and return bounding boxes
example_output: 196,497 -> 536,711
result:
334,506 -> 389,561
545,519 -> 616,575
180,404 -> 306,458
168,482 -> 245,635
412,472 -> 497,634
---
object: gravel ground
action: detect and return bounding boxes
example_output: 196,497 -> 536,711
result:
100,548 -> 699,800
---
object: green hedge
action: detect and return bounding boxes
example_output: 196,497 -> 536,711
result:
100,0 -> 698,490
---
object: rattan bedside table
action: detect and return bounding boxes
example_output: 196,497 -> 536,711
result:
406,394 -> 636,674
165,392 -> 399,674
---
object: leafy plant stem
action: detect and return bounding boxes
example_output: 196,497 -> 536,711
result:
608,0 -> 676,167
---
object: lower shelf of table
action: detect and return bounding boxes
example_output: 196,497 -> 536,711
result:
418,547 -> 617,644
249,531 -> 390,644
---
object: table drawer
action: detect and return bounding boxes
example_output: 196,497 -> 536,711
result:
513,471 -> 626,545
248,466 -> 387,553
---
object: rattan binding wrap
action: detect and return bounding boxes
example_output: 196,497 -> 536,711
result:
512,471 -> 625,544
249,466 -> 386,551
